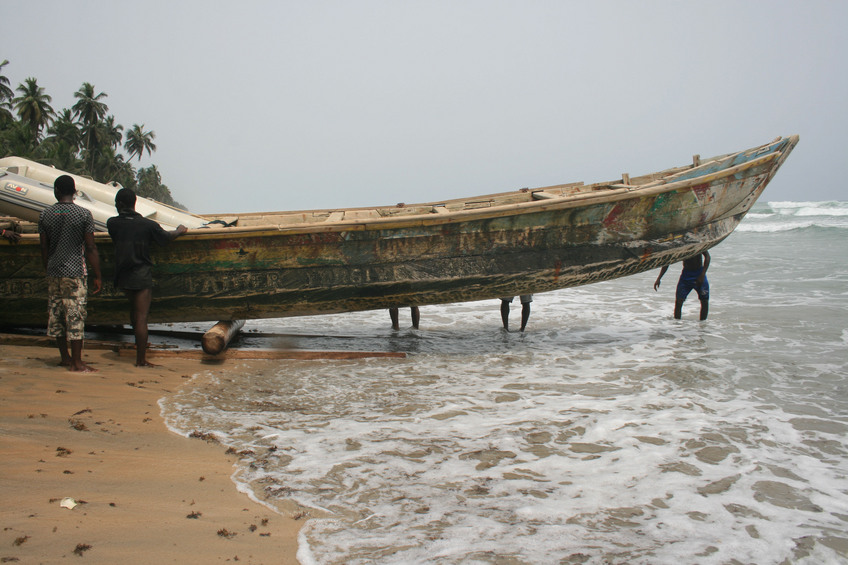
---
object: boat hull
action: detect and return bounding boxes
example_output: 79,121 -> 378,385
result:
0,136 -> 798,326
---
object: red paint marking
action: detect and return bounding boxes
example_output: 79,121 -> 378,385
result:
603,204 -> 625,228
691,184 -> 711,202
211,240 -> 244,250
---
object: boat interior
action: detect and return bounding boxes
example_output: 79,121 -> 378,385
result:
200,154 -> 717,229
2,147 -> 739,234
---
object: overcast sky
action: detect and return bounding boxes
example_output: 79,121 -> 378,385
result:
3,1 -> 844,214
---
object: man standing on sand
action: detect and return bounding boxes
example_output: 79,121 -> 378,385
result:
107,188 -> 187,367
38,175 -> 102,372
654,250 -> 710,320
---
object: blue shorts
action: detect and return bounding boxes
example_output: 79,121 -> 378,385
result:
676,270 -> 709,302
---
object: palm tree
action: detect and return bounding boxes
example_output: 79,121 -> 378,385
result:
137,164 -> 164,200
72,82 -> 108,175
0,59 -> 14,124
79,115 -> 123,180
136,164 -> 177,206
100,115 -> 123,149
71,82 -> 108,127
45,109 -> 81,147
42,109 -> 82,170
12,77 -> 55,144
124,124 -> 157,161
0,120 -> 35,157
110,156 -> 137,190
89,145 -> 133,184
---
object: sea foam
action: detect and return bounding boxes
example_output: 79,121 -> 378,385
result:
157,202 -> 848,564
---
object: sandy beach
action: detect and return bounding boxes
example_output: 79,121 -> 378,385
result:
0,341 -> 302,564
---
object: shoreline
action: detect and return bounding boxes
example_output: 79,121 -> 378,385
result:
0,342 -> 302,564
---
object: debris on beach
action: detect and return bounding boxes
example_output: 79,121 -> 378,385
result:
188,430 -> 219,443
72,543 -> 92,556
68,418 -> 89,431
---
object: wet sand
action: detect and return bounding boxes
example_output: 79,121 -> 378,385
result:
0,342 -> 302,564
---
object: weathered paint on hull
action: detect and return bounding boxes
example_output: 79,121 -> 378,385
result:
0,136 -> 797,326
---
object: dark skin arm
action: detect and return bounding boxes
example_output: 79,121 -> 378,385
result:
39,232 -> 50,270
654,265 -> 669,291
115,205 -> 188,241
84,232 -> 102,294
1,228 -> 20,243
696,251 -> 710,284
170,225 -> 188,239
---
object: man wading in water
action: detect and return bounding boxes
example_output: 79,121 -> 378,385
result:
654,251 -> 710,321
107,188 -> 187,366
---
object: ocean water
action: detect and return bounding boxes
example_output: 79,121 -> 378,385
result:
159,201 -> 848,565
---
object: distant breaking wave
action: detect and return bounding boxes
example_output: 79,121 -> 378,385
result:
737,200 -> 848,232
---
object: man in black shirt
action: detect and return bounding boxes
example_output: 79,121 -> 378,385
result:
107,188 -> 187,366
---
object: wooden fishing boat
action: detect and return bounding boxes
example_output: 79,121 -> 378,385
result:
0,135 -> 798,327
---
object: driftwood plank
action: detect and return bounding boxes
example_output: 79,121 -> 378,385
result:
120,348 -> 406,360
1,333 -> 405,360
0,333 -> 135,350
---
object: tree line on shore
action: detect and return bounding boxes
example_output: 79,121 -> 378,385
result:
0,59 -> 184,209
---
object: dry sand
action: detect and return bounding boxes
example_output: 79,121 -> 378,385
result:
0,342 -> 303,564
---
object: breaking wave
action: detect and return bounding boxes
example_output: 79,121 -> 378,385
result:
738,201 -> 848,232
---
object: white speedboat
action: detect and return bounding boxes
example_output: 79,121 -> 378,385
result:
0,157 -> 207,230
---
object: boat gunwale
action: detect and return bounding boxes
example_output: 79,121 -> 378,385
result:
2,142 -> 785,243
174,150 -> 781,239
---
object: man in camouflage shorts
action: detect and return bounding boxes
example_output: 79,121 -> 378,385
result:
38,175 -> 102,372
46,278 -> 89,341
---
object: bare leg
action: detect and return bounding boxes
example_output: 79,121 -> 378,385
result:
389,307 -> 400,330
55,335 -> 72,367
129,288 -> 155,366
411,306 -> 420,329
699,298 -> 709,321
69,339 -> 96,372
674,299 -> 684,320
500,300 -> 510,330
520,303 -> 531,332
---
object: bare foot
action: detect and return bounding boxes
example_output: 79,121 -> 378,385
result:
136,361 -> 159,368
69,362 -> 97,373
